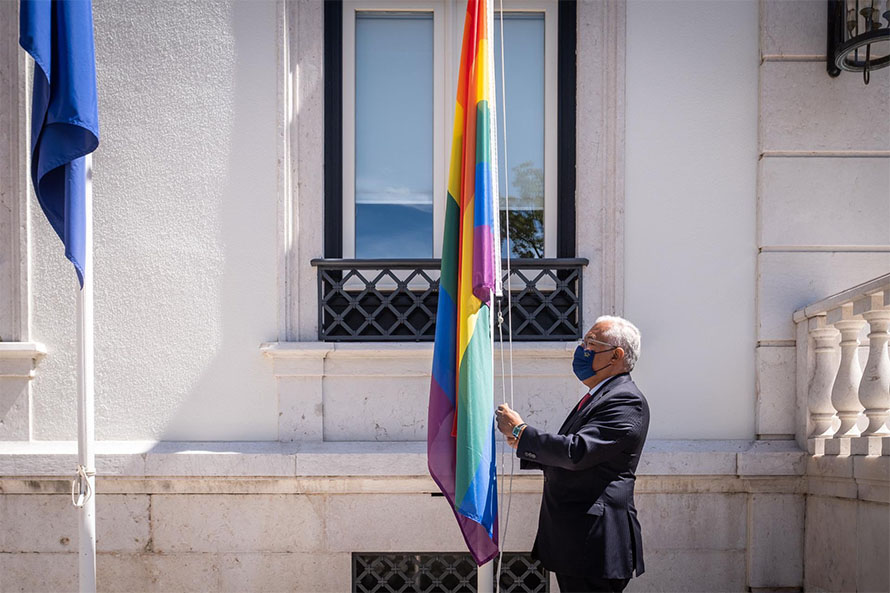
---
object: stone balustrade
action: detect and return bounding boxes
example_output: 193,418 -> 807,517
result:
795,273 -> 890,456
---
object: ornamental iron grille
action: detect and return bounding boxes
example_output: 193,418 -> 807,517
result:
312,258 -> 588,342
352,553 -> 549,593
494,554 -> 550,593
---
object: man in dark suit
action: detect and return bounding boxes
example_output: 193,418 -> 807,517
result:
495,315 -> 649,593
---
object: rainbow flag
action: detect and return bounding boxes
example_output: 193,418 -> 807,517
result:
428,0 -> 500,566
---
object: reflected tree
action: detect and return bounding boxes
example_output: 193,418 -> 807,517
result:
500,161 -> 544,258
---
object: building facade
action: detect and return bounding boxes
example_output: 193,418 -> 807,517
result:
0,0 -> 888,591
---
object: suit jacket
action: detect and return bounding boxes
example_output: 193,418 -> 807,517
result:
516,373 -> 650,579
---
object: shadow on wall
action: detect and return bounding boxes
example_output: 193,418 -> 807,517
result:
155,0 -> 279,442
76,0 -> 278,442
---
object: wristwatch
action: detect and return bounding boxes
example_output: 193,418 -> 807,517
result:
512,423 -> 527,438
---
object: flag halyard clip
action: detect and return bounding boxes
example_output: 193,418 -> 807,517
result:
71,464 -> 96,508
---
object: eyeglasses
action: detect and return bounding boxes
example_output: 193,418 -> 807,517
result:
579,337 -> 616,351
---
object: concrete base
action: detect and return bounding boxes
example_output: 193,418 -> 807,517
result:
0,439 -> 816,593
0,441 -> 885,592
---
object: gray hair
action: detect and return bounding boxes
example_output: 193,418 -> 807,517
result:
595,315 -> 641,372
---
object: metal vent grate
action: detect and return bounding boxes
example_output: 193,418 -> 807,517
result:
494,554 -> 549,593
352,553 -> 549,593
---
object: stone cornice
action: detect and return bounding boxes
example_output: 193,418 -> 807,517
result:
0,438 -> 806,479
0,342 -> 46,358
0,342 -> 47,378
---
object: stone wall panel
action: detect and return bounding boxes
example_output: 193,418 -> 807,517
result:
322,372 -> 582,442
326,493 -> 481,552
760,62 -> 890,152
150,494 -> 325,553
0,552 -> 77,593
217,552 -> 352,593
748,493 -> 804,588
0,378 -> 30,441
756,346 -> 797,437
323,376 -> 430,441
625,549 -> 747,592
0,494 -> 148,554
96,494 -> 151,553
97,552 -> 219,593
635,493 -> 747,551
278,376 -> 324,441
805,496 -> 858,592
760,0 -> 825,58
759,156 -> 890,247
857,500 -> 890,593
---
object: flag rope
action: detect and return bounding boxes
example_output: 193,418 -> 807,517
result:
494,0 -> 518,589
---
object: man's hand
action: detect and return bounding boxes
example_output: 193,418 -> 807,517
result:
495,403 -> 524,437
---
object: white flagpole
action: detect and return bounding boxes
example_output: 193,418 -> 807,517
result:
75,153 -> 97,593
478,560 -> 494,593
483,3 -> 501,593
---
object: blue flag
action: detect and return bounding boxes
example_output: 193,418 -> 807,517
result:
20,0 -> 99,286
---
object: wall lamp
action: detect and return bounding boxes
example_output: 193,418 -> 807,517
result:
827,0 -> 890,84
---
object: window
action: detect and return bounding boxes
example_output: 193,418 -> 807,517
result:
344,7 -> 442,258
327,0 -> 574,260
492,10 -> 555,258
315,0 -> 584,342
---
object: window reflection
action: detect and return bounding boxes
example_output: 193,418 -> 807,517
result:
494,13 -> 545,258
355,12 -> 434,258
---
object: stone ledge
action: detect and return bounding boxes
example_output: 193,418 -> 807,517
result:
0,342 -> 47,378
0,439 -> 812,479
260,341 -> 576,360
0,342 -> 47,357
0,475 -> 792,497
738,441 -> 807,476
260,341 -> 577,378
638,440 -> 746,475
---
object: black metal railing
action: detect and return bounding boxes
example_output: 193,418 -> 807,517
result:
312,258 -> 588,342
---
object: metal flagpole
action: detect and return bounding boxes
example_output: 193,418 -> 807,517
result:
478,560 -> 494,593
74,153 -> 97,593
19,2 -> 99,585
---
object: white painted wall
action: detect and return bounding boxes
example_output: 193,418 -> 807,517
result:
27,0 -> 281,440
624,0 -> 760,439
8,0 -> 886,444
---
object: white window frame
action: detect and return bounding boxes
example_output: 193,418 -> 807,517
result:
342,0 -> 446,260
342,0 -> 557,259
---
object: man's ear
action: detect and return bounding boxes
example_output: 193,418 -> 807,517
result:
614,347 -> 625,363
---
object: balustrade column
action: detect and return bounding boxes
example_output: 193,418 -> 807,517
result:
809,316 -> 840,438
831,317 -> 866,437
859,308 -> 890,436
